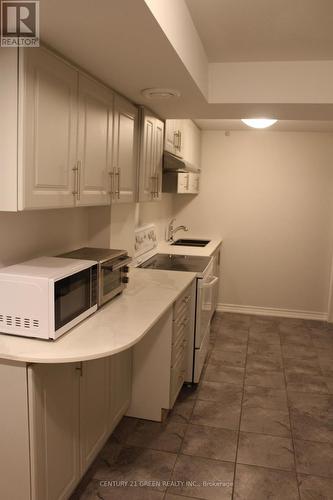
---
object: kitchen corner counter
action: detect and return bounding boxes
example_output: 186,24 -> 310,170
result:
0,269 -> 196,364
157,238 -> 222,257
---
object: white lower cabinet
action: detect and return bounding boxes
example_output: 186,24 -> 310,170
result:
109,349 -> 132,430
127,284 -> 194,421
79,358 -> 110,474
28,363 -> 80,500
26,351 -> 132,500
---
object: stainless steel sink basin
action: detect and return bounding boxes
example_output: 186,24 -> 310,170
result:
171,239 -> 210,247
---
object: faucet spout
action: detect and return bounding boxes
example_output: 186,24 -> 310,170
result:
166,218 -> 190,242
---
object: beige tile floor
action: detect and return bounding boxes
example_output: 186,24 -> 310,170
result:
71,313 -> 333,500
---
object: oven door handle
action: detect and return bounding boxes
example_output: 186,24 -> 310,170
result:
102,257 -> 132,272
202,276 -> 219,288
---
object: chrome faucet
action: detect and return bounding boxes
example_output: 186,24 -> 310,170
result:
166,218 -> 189,242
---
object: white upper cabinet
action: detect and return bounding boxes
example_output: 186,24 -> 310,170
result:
111,95 -> 138,203
164,119 -> 185,158
182,120 -> 201,170
164,119 -> 201,170
0,46 -> 140,211
21,48 -> 79,209
76,74 -> 113,206
138,108 -> 164,202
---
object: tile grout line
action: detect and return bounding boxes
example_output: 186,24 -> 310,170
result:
230,320 -> 251,500
279,323 -> 302,500
164,364 -> 201,498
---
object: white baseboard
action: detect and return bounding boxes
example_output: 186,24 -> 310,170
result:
216,303 -> 327,322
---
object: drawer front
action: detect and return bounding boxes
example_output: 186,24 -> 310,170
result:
174,287 -> 191,319
170,349 -> 186,405
172,315 -> 188,345
172,337 -> 187,366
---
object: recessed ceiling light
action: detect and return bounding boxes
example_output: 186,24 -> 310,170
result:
241,118 -> 278,129
141,88 -> 181,99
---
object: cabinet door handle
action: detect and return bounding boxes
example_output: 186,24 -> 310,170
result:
173,131 -> 178,149
114,167 -> 120,199
75,362 -> 83,377
77,160 -> 81,200
156,173 -> 159,198
150,176 -> 154,198
108,170 -> 114,198
72,164 -> 78,196
151,175 -> 157,198
72,161 -> 80,198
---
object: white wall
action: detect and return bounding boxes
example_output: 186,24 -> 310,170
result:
110,195 -> 174,255
173,130 -> 333,316
138,194 -> 174,241
0,207 -> 109,268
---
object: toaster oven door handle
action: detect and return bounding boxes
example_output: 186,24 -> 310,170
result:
102,257 -> 132,272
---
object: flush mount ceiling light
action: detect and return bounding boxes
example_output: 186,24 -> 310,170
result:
241,118 -> 278,129
141,88 -> 181,99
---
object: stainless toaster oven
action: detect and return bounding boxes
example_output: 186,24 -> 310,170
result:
59,248 -> 131,307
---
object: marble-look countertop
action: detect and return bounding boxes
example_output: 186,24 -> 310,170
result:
157,238 -> 222,257
0,269 -> 196,364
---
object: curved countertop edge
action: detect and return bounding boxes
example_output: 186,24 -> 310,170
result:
0,269 -> 196,364
157,238 -> 222,257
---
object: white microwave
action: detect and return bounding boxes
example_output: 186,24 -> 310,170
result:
0,256 -> 98,340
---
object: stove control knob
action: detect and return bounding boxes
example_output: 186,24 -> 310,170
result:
123,266 -> 130,273
122,276 -> 129,284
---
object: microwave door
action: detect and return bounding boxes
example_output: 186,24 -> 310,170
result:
54,268 -> 92,332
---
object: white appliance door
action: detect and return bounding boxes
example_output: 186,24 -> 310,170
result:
194,324 -> 210,383
195,266 -> 218,349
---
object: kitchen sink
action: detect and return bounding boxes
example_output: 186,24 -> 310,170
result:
171,239 -> 210,247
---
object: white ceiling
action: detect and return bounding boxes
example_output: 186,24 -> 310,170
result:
195,119 -> 333,132
186,0 -> 333,62
38,0 -> 333,120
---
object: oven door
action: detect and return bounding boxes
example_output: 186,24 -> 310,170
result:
100,256 -> 131,305
54,265 -> 97,333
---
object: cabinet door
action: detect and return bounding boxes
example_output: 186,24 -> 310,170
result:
175,119 -> 185,158
21,47 -> 78,209
109,349 -> 132,432
112,95 -> 138,203
164,119 -> 177,155
165,119 -> 184,158
139,110 -> 155,202
76,74 -> 113,206
153,118 -> 164,200
79,358 -> 110,473
183,120 -> 201,169
139,110 -> 164,202
212,247 -> 221,313
28,363 -> 80,500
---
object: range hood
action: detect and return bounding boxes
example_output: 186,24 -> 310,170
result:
163,151 -> 200,173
